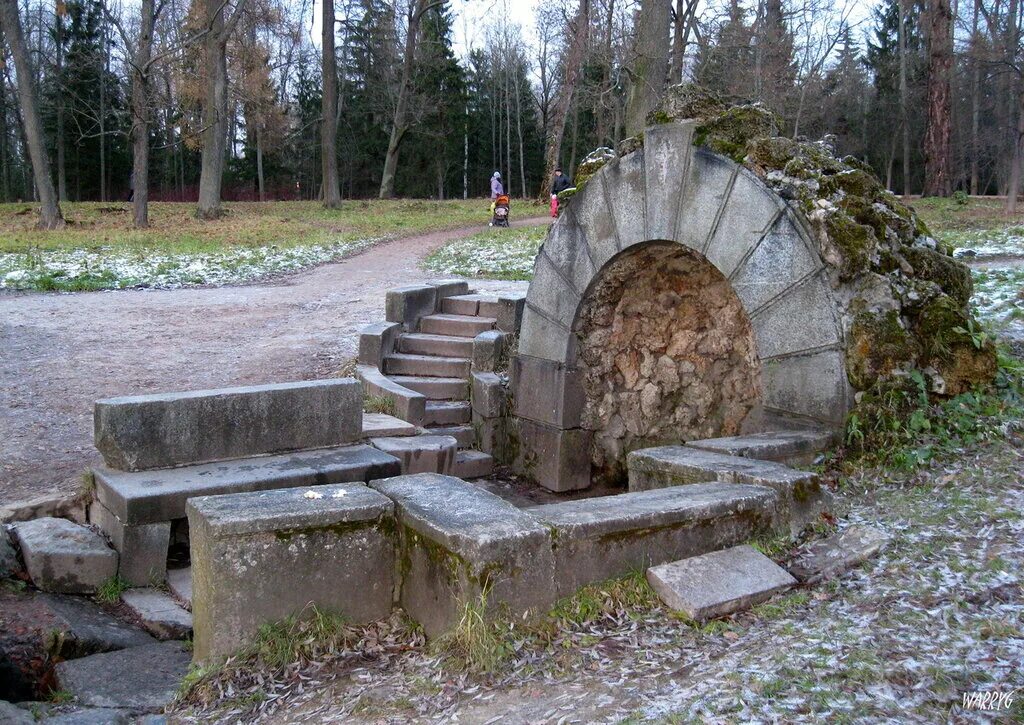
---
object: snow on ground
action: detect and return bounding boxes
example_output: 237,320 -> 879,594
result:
0,238 -> 381,291
421,227 -> 545,281
949,229 -> 1024,261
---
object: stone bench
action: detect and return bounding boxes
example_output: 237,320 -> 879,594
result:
527,483 -> 779,598
685,429 -> 836,467
187,483 -> 396,662
626,446 -> 831,534
369,474 -> 555,637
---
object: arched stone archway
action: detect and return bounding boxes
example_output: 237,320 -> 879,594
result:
511,122 -> 851,492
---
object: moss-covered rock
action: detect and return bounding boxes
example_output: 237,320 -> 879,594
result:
847,310 -> 920,389
574,147 -> 616,190
902,245 -> 973,307
693,106 -> 781,163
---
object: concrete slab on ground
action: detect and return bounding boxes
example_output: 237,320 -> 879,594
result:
787,525 -> 890,584
10,518 -> 118,594
121,588 -> 193,640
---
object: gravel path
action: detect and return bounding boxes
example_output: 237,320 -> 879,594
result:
0,220 -> 541,508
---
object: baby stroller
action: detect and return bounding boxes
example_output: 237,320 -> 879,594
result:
491,194 -> 510,228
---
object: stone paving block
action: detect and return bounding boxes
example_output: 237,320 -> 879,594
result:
646,544 -> 796,621
188,483 -> 395,662
54,641 -> 191,712
93,443 -> 399,526
512,419 -> 591,492
358,321 -> 402,367
510,355 -> 585,428
419,314 -> 496,338
536,211 -> 596,298
94,379 -> 363,471
526,252 -> 582,328
389,375 -> 468,400
471,330 -> 506,372
530,483 -> 778,598
386,284 -> 437,330
11,518 -> 118,594
603,149 -> 647,248
730,211 -> 820,314
686,429 -> 836,467
370,435 -> 457,475
89,501 -> 169,586
471,372 -> 506,418
675,149 -> 738,252
626,445 -> 829,533
166,567 -> 192,609
40,593 -> 156,656
787,525 -> 890,584
362,413 -> 417,438
473,412 -> 507,462
120,589 -> 193,640
369,474 -> 556,637
385,353 -> 471,378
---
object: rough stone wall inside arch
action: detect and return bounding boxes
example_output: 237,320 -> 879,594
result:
574,243 -> 762,485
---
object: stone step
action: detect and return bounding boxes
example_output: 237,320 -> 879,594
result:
686,429 -> 836,467
384,353 -> 471,378
424,424 -> 475,448
398,332 -> 474,357
646,544 -> 797,621
362,412 -> 417,438
453,450 -> 494,479
418,313 -> 496,338
167,567 -> 192,610
370,435 -> 458,475
121,588 -> 193,640
424,400 -> 472,426
389,375 -> 469,401
441,294 -> 500,317
10,518 -> 118,595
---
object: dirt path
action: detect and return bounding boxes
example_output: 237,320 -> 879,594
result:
0,219 -> 543,509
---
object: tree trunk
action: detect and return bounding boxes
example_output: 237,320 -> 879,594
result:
541,0 -> 589,199
625,0 -> 671,137
1008,73 -> 1024,213
321,0 -> 341,208
0,0 -> 62,227
129,0 -> 156,227
922,0 -> 953,197
898,0 -> 912,196
380,0 -> 435,199
969,0 -> 981,195
196,0 -> 230,219
55,3 -> 67,202
256,125 -> 265,202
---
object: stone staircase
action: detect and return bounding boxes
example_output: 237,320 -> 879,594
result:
358,284 -> 524,479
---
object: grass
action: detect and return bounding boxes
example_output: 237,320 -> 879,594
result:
0,199 -> 494,254
422,224 -> 548,280
908,196 -> 1024,252
95,575 -> 130,604
364,394 -> 397,416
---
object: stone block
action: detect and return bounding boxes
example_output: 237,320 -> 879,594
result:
686,429 -> 836,467
362,412 -> 417,438
166,567 -> 192,608
787,525 -> 890,584
643,122 -> 696,241
472,330 -> 506,372
730,211 -> 820,314
539,209 -> 597,295
486,292 -> 527,333
386,284 -> 437,330
400,332 -> 474,357
750,274 -> 841,360
530,483 -> 778,598
419,314 -> 495,338
389,375 -> 468,400
453,450 -> 493,479
646,545 -> 796,621
675,149 -> 738,253
0,701 -> 33,724
573,174 -> 620,269
471,372 -> 506,418
427,279 -> 470,303
526,252 -> 582,329
473,412 -> 507,462
385,353 -> 471,378
516,305 -> 574,364
93,443 -> 400,526
188,483 -> 395,662
626,446 -> 828,534
358,321 -> 402,367
370,435 -> 457,475
369,474 -> 555,637
0,527 -> 20,578
761,349 -> 850,426
510,355 -> 585,428
94,379 -> 363,472
89,501 -> 170,586
54,641 -> 190,712
511,418 -> 591,492
121,589 -> 192,640
603,149 -> 647,248
357,365 -> 426,425
11,518 -> 118,594
704,169 -> 784,277
424,401 -> 471,426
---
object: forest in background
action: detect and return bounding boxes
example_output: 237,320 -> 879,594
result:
0,0 -> 1021,228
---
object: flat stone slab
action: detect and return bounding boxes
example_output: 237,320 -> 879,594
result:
646,544 -> 796,621
369,474 -> 555,637
166,567 -> 192,609
121,589 -> 192,640
0,701 -> 33,724
370,435 -> 457,475
787,525 -> 890,584
529,483 -> 778,598
11,518 -> 118,594
188,483 -> 395,662
686,429 -> 835,466
40,594 -> 156,655
362,413 -> 417,438
54,641 -> 190,712
41,707 -> 132,724
93,443 -> 400,525
95,379 -> 363,471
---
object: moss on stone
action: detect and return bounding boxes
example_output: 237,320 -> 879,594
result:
693,105 -> 780,163
824,214 -> 876,281
902,246 -> 973,307
847,310 -> 920,389
648,84 -> 727,125
573,147 -> 616,190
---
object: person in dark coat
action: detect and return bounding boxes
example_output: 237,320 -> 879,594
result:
550,168 -> 572,217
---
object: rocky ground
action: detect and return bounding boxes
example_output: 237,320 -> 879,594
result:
0,221 -> 539,511
166,434 -> 1024,724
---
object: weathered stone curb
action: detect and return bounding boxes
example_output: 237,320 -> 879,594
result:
10,518 -> 118,594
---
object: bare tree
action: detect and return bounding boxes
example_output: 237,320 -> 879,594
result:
322,0 -> 340,207
625,0 -> 670,136
922,0 -> 953,196
0,0 -> 63,228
